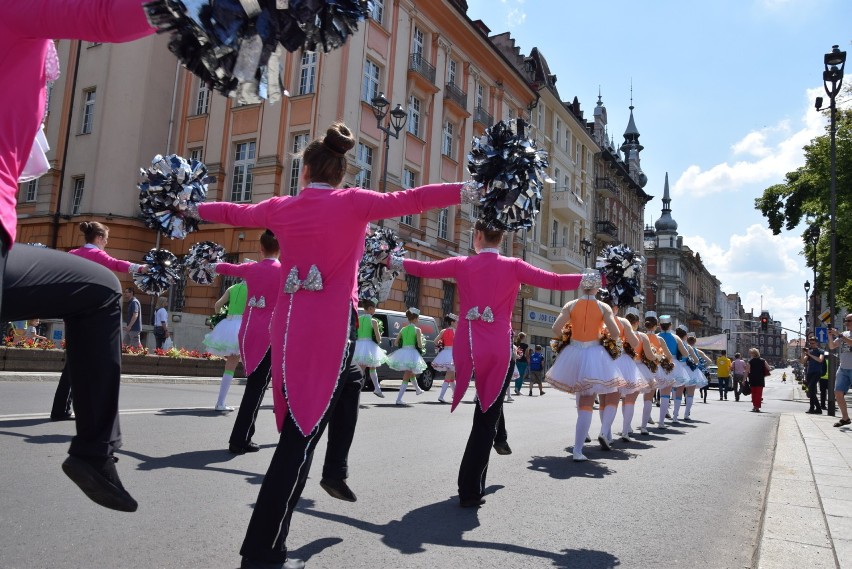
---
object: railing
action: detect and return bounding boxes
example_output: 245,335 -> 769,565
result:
595,219 -> 617,239
408,54 -> 436,84
547,244 -> 585,268
595,177 -> 618,197
473,106 -> 493,127
444,82 -> 468,109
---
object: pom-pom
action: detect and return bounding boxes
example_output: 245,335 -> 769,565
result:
600,333 -> 623,360
466,119 -> 551,232
358,227 -> 405,303
659,355 -> 675,374
143,0 -> 370,104
596,244 -> 645,307
134,248 -> 181,295
185,241 -> 226,284
138,154 -> 213,239
551,323 -> 572,354
623,342 -> 637,359
640,350 -> 659,373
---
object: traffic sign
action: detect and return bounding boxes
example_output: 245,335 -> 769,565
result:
815,327 -> 828,343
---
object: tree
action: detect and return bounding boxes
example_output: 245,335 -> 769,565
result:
755,90 -> 852,310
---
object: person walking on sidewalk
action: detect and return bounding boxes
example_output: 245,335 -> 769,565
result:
527,345 -> 546,396
513,332 -> 530,395
801,337 -> 825,415
716,351 -> 732,401
731,353 -> 747,402
745,347 -> 769,412
828,316 -> 852,427
122,288 -> 143,348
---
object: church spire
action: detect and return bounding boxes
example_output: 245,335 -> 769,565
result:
654,173 -> 678,232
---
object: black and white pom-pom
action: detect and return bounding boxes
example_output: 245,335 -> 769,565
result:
184,241 -> 226,285
595,244 -> 645,307
466,119 -> 551,232
358,228 -> 405,303
138,154 -> 212,239
134,248 -> 181,296
143,0 -> 371,105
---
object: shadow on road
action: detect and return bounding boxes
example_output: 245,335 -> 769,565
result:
288,537 -> 344,564
117,447 -> 274,485
295,493 -> 620,568
0,418 -> 73,445
527,455 -> 615,479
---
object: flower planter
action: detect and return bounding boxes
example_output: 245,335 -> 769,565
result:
0,346 -> 65,372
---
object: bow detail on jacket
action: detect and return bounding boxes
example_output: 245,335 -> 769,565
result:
248,296 -> 266,308
284,265 -> 323,294
466,306 -> 494,323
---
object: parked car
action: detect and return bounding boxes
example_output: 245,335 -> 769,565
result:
357,308 -> 443,391
705,365 -> 720,389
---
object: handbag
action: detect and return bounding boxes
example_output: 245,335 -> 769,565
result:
741,379 -> 752,396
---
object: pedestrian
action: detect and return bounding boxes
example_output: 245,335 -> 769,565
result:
153,296 -> 170,349
656,318 -> 692,426
513,332 -> 530,395
399,220 -> 583,501
25,318 -> 46,341
0,0 -> 155,514
782,372 -> 787,383
122,287 -> 143,348
626,309 -> 660,435
204,279 -> 248,412
209,230 -> 281,454
683,334 -> 710,420
828,315 -> 852,427
51,221 -> 148,421
527,345 -> 546,396
193,121 -> 468,569
433,314 -> 459,403
352,298 -> 388,398
801,337 -> 825,414
745,347 -> 769,412
546,270 -> 623,461
716,350 -> 732,401
387,308 -> 426,405
731,352 -> 747,401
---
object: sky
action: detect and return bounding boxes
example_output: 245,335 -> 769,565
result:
465,0 -> 851,337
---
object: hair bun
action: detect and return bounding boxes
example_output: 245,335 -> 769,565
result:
79,221 -> 90,233
323,122 -> 355,155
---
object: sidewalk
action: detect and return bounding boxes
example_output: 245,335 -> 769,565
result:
0,370 -> 227,385
756,383 -> 852,569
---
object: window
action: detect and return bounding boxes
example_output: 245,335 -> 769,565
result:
400,169 -> 416,225
442,121 -> 454,157
555,119 -> 561,146
196,83 -> 210,115
80,89 -> 96,134
355,143 -> 373,189
288,133 -> 309,196
24,180 -> 38,203
404,274 -> 420,308
438,208 -> 449,240
565,128 -> 570,153
554,167 -> 561,187
476,83 -> 484,110
536,104 -> 543,130
362,60 -> 380,103
230,141 -> 256,202
575,141 -> 581,166
71,177 -> 85,214
298,51 -> 317,95
442,282 -> 456,316
407,95 -> 421,137
371,0 -> 384,24
447,59 -> 457,86
189,147 -> 203,162
551,220 -> 558,247
412,26 -> 424,62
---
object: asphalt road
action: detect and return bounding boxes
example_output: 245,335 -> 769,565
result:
0,374 -> 795,569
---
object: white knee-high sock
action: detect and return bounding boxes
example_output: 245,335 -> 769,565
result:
370,368 -> 381,392
622,403 -> 635,434
414,378 -> 423,395
641,399 -> 652,428
601,405 -> 618,440
439,381 -> 451,401
396,380 -> 408,403
659,396 -> 670,424
575,410 -> 593,453
216,371 -> 234,407
673,396 -> 683,420
685,395 -> 694,418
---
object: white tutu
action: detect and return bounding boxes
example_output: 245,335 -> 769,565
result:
613,353 -> 648,396
352,339 -> 388,368
432,347 -> 454,372
670,359 -> 692,387
387,346 -> 427,374
634,359 -> 658,393
546,340 -> 625,396
684,364 -> 709,388
202,315 -> 241,356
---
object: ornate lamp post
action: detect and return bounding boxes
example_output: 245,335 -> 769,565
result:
580,238 -> 593,268
804,280 -> 811,336
370,93 -> 408,194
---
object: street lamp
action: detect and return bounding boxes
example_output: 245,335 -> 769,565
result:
818,44 -> 845,417
804,280 -> 811,335
580,238 -> 593,268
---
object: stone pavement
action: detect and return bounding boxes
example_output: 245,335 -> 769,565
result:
756,383 -> 852,569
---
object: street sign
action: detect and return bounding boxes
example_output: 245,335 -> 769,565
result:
815,327 -> 828,343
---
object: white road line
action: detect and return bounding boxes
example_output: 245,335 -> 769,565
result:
0,407 -> 225,421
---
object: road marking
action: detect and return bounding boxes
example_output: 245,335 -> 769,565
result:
0,407 -> 225,421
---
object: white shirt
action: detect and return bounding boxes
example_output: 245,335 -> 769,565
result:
154,307 -> 168,327
840,331 -> 852,370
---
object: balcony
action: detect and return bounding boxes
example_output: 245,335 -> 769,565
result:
595,219 -> 618,242
595,177 -> 618,198
407,54 -> 438,92
443,82 -> 468,113
473,106 -> 494,128
550,187 -> 587,220
547,245 -> 584,271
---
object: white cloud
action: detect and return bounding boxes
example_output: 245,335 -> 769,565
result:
499,0 -> 527,28
672,87 -> 826,198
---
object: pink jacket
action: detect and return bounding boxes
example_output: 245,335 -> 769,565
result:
214,258 -> 281,378
199,182 -> 462,434
404,253 -> 581,412
68,243 -> 134,273
0,0 -> 154,246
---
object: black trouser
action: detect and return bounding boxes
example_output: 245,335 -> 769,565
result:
1,244 -> 123,457
458,362 -> 513,502
229,350 -> 272,447
50,366 -> 73,418
322,362 -> 364,481
819,377 -> 828,408
240,310 -> 360,564
718,376 -> 729,399
153,326 -> 167,349
807,372 -> 822,412
733,374 -> 744,401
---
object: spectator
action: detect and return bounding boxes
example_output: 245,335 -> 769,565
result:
731,352 -> 747,402
153,297 -> 170,349
122,288 -> 142,348
528,345 -> 545,396
716,351 -> 732,401
513,332 -> 530,395
25,318 -> 46,341
828,315 -> 852,427
801,337 -> 825,415
745,347 -> 769,412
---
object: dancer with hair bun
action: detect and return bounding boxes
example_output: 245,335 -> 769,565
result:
388,307 -> 427,405
352,298 -> 387,398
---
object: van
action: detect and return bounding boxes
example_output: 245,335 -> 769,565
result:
356,308 -> 443,390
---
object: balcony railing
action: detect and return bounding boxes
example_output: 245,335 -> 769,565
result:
408,53 -> 436,84
595,219 -> 618,239
595,177 -> 618,197
444,82 -> 468,109
473,106 -> 493,127
547,244 -> 584,269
